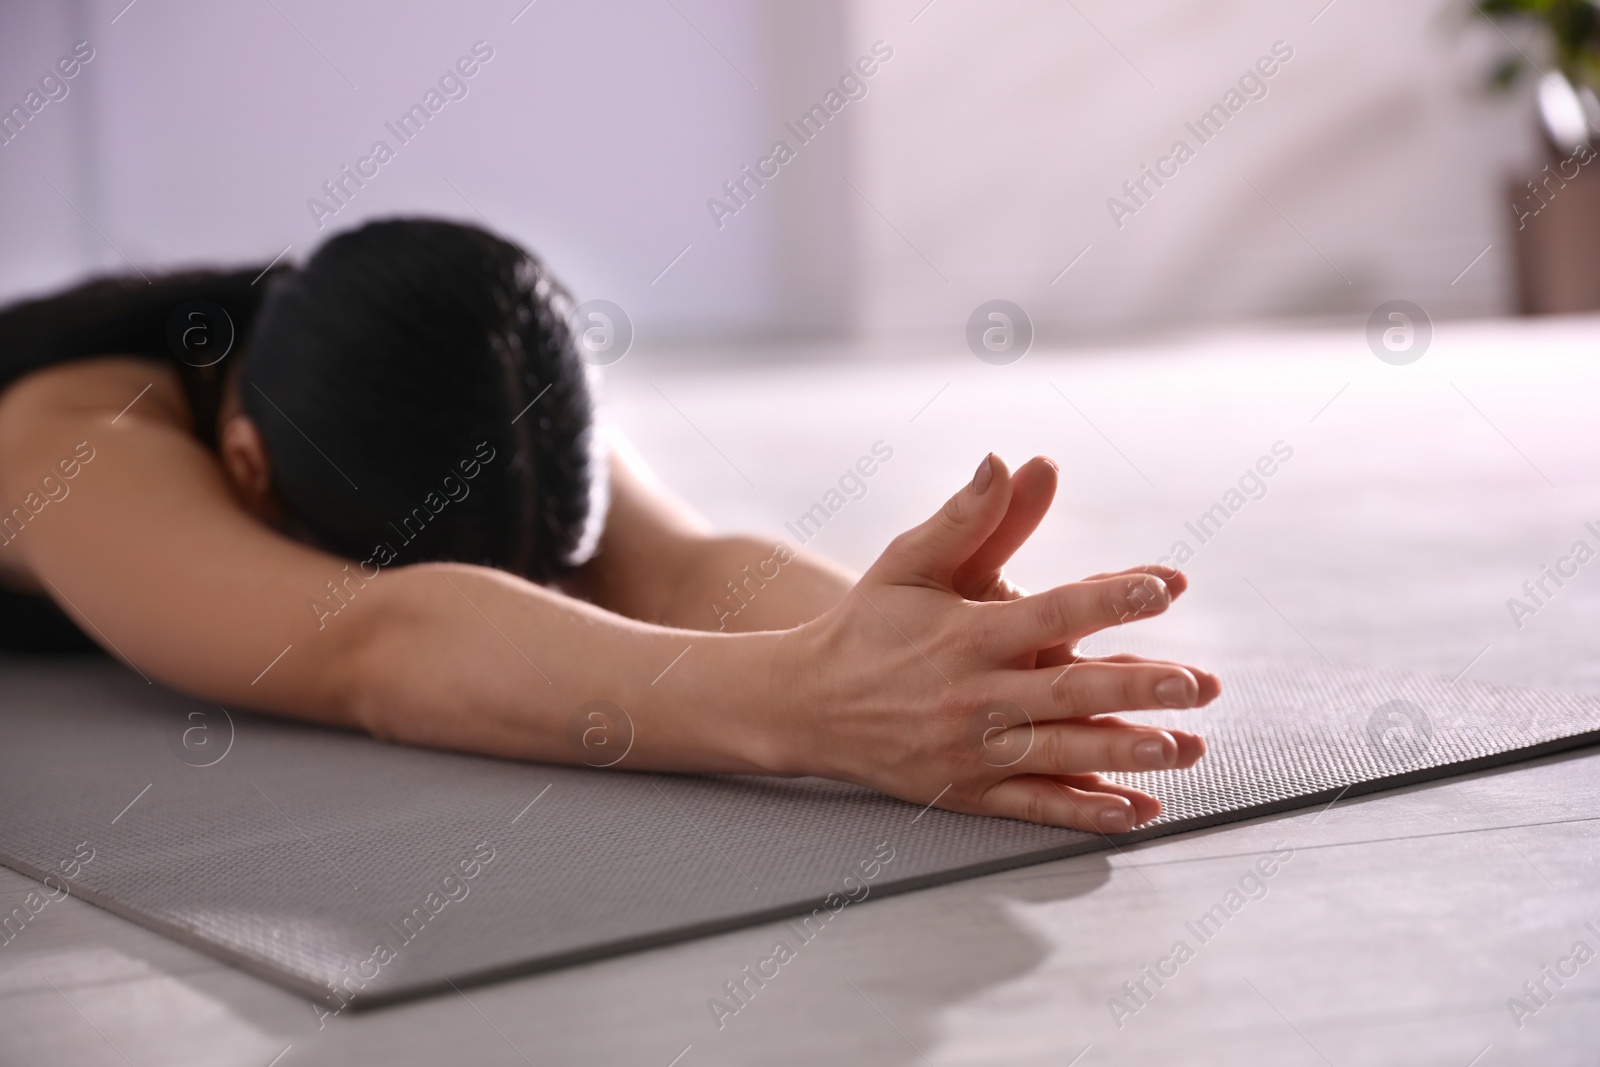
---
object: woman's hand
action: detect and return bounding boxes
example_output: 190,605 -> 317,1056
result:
769,453 -> 1220,832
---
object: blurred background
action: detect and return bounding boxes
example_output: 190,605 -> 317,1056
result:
8,12 -> 1600,1063
1,0 -> 1587,346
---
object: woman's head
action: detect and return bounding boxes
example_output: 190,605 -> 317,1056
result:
226,218 -> 606,582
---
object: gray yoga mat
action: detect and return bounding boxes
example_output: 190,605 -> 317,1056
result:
1,656 -> 1598,1010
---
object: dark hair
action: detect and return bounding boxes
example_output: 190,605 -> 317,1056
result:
0,266 -> 282,446
0,218 -> 603,583
243,219 -> 602,581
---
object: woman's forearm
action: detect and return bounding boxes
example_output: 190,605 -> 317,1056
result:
663,534 -> 856,633
343,561 -> 796,775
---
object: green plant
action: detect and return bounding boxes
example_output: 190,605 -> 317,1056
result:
1475,0 -> 1600,92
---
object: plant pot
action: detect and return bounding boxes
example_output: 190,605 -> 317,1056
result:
1510,145 -> 1600,314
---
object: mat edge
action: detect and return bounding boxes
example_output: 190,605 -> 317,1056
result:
6,729 -> 1597,1012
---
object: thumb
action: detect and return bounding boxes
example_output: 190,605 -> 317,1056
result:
874,453 -> 1013,588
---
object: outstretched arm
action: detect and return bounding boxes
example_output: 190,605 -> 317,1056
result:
0,359 -> 790,772
346,451 -> 1223,832
0,358 -> 1219,829
560,429 -> 856,633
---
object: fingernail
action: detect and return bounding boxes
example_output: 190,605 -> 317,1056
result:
1137,575 -> 1167,605
1099,806 -> 1131,832
1134,736 -> 1173,768
971,454 -> 994,495
1119,576 -> 1166,621
1155,675 -> 1195,708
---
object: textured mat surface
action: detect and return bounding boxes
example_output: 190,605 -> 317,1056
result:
1,658 -> 1597,1010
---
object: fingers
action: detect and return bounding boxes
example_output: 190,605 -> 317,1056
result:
1029,570 -> 1193,666
1004,720 -> 1207,776
1038,654 -> 1222,705
1080,563 -> 1189,600
1078,654 -> 1223,704
953,456 -> 1058,599
1044,660 -> 1210,716
1054,775 -> 1163,825
873,453 -> 1014,587
980,774 -> 1159,832
1074,713 -> 1209,765
989,573 -> 1174,658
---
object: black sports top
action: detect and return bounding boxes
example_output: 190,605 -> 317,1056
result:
0,266 -> 282,653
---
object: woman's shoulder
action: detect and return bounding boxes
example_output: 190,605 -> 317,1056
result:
0,355 -> 189,438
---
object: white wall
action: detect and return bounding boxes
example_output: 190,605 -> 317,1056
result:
845,0 -> 1542,338
0,0 -> 800,334
0,2 -> 104,294
0,0 -> 1544,342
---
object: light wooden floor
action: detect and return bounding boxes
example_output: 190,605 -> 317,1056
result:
3,317 -> 1597,1065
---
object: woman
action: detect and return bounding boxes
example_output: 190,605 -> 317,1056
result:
0,217 -> 1218,832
